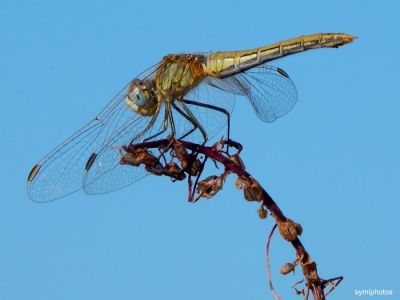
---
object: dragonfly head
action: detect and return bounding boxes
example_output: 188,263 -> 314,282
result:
125,79 -> 158,116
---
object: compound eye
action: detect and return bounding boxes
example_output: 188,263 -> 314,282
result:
128,85 -> 149,108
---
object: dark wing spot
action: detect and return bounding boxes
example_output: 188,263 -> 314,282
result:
85,152 -> 98,171
27,164 -> 41,181
277,68 -> 290,78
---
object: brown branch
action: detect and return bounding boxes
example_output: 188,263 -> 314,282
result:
121,138 -> 343,299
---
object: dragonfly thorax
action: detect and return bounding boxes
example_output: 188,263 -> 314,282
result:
155,54 -> 207,100
125,79 -> 158,116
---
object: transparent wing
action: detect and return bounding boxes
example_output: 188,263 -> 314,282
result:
207,65 -> 298,123
82,105 -> 168,195
83,74 -> 241,195
27,64 -> 159,202
169,78 -> 236,144
83,68 -> 238,195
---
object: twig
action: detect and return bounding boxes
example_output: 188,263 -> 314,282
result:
266,224 -> 282,300
121,138 -> 342,299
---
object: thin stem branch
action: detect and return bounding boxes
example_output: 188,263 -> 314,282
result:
266,224 -> 282,300
122,138 -> 342,300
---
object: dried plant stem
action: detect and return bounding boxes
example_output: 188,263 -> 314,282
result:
123,138 -> 342,300
266,224 -> 282,300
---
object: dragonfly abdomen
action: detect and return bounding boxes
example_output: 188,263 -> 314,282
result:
205,33 -> 355,78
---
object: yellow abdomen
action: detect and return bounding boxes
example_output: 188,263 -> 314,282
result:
205,33 -> 355,78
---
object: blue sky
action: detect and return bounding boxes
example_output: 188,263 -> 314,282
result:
1,0 -> 399,299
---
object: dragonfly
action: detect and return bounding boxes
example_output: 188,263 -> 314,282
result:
27,33 -> 355,202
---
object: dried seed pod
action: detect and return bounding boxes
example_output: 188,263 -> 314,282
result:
243,178 -> 263,202
122,148 -> 159,167
120,152 -> 141,166
138,150 -> 159,166
257,206 -> 268,219
229,154 -> 245,169
173,141 -> 189,169
188,157 -> 201,176
278,219 -> 303,241
302,261 -> 318,282
196,175 -> 223,199
280,262 -> 295,275
145,163 -> 164,176
235,177 -> 243,190
120,148 -> 148,166
294,223 -> 303,236
165,162 -> 186,181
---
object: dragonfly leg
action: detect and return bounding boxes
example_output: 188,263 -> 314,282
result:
155,102 -> 177,160
129,105 -> 161,145
179,100 -> 208,145
171,101 -> 198,139
182,99 -> 231,143
167,102 -> 176,138
143,106 -> 169,142
183,99 -> 231,153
